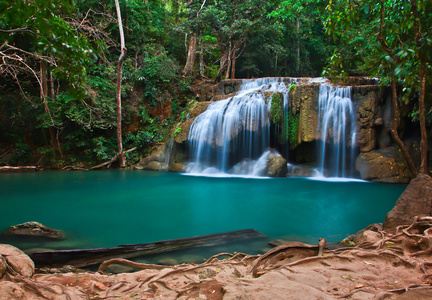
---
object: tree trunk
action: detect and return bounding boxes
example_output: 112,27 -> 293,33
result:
410,0 -> 428,174
199,37 -> 204,77
40,61 -> 57,151
49,71 -> 63,158
215,50 -> 228,82
115,0 -> 127,168
225,43 -> 232,80
230,51 -> 236,79
389,79 -> 418,177
419,60 -> 428,174
296,18 -> 300,75
183,34 -> 197,76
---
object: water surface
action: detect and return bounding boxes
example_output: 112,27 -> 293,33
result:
0,170 -> 405,256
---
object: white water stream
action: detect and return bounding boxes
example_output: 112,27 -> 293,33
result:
186,78 -> 357,178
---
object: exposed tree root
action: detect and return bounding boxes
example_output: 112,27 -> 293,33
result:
4,216 -> 432,299
98,258 -> 170,273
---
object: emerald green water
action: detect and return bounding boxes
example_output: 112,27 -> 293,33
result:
0,170 -> 405,255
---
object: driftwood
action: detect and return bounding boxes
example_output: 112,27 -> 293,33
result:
29,229 -> 267,268
90,147 -> 137,170
0,166 -> 38,172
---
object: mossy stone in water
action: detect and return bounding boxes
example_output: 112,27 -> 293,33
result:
5,221 -> 64,239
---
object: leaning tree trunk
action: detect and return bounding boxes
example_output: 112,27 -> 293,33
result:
419,60 -> 428,174
115,0 -> 127,168
389,79 -> 418,178
183,34 -> 197,76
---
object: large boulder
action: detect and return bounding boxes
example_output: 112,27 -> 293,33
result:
355,148 -> 411,183
266,152 -> 288,177
5,222 -> 64,239
382,174 -> 432,233
0,244 -> 35,277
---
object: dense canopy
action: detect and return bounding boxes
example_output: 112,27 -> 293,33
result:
0,0 -> 430,169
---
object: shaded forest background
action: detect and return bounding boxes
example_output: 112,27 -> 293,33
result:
0,0 -> 431,169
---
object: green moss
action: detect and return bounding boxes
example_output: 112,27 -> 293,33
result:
288,112 -> 299,146
270,92 -> 283,124
288,83 -> 296,92
279,110 -> 299,147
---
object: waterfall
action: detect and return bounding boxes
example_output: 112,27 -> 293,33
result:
317,84 -> 357,177
187,78 -> 287,175
186,77 -> 358,178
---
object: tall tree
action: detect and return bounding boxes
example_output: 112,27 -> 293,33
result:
114,0 -> 127,168
326,0 -> 431,175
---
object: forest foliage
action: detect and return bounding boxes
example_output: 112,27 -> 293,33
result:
0,0 -> 430,168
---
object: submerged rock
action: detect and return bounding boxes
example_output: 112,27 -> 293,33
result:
383,173 -> 432,233
5,222 -> 64,239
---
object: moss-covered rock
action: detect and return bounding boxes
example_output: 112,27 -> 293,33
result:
289,84 -> 320,145
5,222 -> 64,239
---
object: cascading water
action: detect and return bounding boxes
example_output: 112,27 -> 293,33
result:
317,84 -> 357,177
187,78 -> 288,175
186,77 -> 358,178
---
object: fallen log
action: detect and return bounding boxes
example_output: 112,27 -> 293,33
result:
0,166 -> 38,172
29,229 -> 267,268
91,147 -> 137,169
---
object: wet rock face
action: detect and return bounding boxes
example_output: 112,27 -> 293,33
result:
4,222 -> 64,239
383,174 -> 432,233
355,148 -> 411,183
354,89 -> 380,152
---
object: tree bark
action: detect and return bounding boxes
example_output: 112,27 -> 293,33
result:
115,0 -> 127,168
230,50 -> 236,79
389,79 -> 418,178
199,37 -> 204,77
418,60 -> 428,174
225,43 -> 232,80
183,34 -> 197,76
